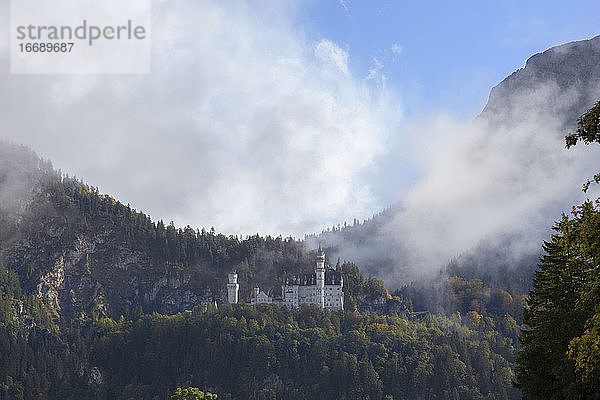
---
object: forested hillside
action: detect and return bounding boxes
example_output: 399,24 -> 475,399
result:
0,259 -> 523,399
0,140 -> 529,399
3,81 -> 600,398
0,140 -> 330,323
89,304 -> 520,400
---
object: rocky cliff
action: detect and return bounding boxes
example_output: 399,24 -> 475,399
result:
480,35 -> 600,128
0,141 -> 312,327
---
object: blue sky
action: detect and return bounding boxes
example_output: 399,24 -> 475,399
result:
299,0 -> 600,118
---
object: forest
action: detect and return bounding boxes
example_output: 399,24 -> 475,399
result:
0,102 -> 600,399
0,263 -> 522,399
0,142 -> 523,399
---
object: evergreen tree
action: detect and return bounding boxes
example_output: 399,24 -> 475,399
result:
516,102 -> 600,399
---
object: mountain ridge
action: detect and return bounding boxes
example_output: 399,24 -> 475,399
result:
480,34 -> 600,126
312,34 -> 600,292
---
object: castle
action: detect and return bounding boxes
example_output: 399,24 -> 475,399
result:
227,250 -> 344,311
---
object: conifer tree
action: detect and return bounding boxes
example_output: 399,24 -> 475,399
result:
516,102 -> 600,399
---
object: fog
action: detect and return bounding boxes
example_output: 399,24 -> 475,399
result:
314,75 -> 600,284
389,97 -> 599,276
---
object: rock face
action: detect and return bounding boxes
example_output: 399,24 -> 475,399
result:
4,225 -> 216,325
0,142 -> 219,326
480,35 -> 600,128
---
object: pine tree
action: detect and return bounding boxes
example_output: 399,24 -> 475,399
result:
516,101 -> 600,399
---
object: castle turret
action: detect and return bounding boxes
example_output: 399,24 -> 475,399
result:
227,272 -> 239,304
316,249 -> 325,309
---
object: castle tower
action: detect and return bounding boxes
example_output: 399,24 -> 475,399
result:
227,272 -> 239,304
316,249 -> 325,309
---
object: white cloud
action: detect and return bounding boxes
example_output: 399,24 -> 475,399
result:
366,57 -> 384,80
0,0 -> 395,237
311,77 -> 600,285
391,43 -> 402,54
314,39 -> 350,75
338,0 -> 350,15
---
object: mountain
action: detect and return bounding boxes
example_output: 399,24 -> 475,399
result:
0,141 -> 521,399
0,141 -> 322,326
5,36 -> 599,327
0,140 -> 395,329
481,35 -> 600,127
311,35 -> 600,294
1,35 -> 599,399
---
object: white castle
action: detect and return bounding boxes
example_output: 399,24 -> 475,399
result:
227,250 -> 344,311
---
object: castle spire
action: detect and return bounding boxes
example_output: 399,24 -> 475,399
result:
227,271 -> 239,304
316,249 -> 325,308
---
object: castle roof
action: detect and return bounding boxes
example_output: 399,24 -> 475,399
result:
325,270 -> 343,285
284,270 -> 342,286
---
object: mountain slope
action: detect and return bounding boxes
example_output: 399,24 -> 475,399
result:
312,35 -> 600,294
0,140 -> 320,326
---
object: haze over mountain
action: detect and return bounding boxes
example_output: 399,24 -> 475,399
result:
312,35 -> 600,287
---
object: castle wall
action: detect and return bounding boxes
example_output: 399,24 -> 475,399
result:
281,282 -> 343,310
324,285 -> 343,310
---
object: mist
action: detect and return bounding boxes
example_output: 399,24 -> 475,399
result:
0,142 -> 48,218
394,106 -> 594,270
315,74 -> 600,286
